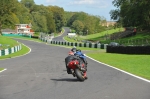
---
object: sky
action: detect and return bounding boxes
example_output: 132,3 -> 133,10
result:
28,0 -> 117,21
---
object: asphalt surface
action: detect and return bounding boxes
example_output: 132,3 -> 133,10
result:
52,27 -> 70,41
0,28 -> 150,99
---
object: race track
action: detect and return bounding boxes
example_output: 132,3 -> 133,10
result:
0,39 -> 150,99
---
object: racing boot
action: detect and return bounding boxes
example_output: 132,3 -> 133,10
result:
78,64 -> 86,72
66,67 -> 72,74
83,72 -> 88,79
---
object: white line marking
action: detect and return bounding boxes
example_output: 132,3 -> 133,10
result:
85,55 -> 150,83
0,68 -> 7,73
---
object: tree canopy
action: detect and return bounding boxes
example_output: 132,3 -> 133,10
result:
0,0 -> 107,35
110,0 -> 150,30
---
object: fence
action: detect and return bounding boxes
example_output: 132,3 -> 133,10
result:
39,34 -> 108,49
0,44 -> 22,56
41,39 -> 108,49
39,32 -> 54,42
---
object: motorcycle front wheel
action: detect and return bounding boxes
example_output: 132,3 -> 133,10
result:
74,69 -> 85,81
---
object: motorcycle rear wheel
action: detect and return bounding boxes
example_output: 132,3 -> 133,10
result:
74,69 -> 85,81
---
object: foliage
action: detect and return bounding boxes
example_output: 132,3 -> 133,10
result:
0,0 -> 20,34
64,12 -> 76,26
48,6 -> 65,32
110,0 -> 150,30
31,12 -> 47,32
71,20 -> 84,34
0,0 -> 112,36
44,11 -> 56,33
20,0 -> 35,8
67,12 -> 105,35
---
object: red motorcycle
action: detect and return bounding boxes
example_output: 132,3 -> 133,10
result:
67,51 -> 87,81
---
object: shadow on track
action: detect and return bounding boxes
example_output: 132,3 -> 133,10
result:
51,78 -> 80,82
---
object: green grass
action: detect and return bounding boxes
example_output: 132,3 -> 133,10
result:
109,31 -> 150,46
0,36 -> 19,49
51,43 -> 150,80
119,32 -> 150,41
63,28 -> 124,43
64,36 -> 83,43
0,68 -> 4,71
0,37 -> 30,72
49,29 -> 150,81
81,28 -> 124,40
86,52 -> 150,80
8,36 -> 43,43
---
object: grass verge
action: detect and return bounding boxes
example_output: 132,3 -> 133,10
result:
81,28 -> 124,40
0,68 -> 4,72
63,28 -> 124,43
9,36 -> 43,43
86,52 -> 150,80
0,36 -> 19,49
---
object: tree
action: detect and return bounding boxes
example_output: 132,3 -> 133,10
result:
29,5 -> 56,33
110,0 -> 150,30
44,11 -> 56,33
48,6 -> 65,32
20,0 -> 35,8
15,2 -> 32,24
67,12 -> 102,34
31,12 -> 47,32
64,11 -> 76,26
0,0 -> 20,35
71,20 -> 84,34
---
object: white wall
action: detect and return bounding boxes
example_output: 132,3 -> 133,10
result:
67,33 -> 76,37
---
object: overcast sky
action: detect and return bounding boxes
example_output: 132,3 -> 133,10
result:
24,0 -> 117,21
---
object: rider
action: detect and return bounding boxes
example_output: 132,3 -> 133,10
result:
74,49 -> 88,71
71,46 -> 77,54
65,46 -> 88,72
65,46 -> 88,79
65,46 -> 77,74
71,46 -> 88,66
74,48 -> 88,79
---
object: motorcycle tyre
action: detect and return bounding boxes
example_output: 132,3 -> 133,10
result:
74,69 -> 85,81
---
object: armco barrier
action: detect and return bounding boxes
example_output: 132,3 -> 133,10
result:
0,44 -> 22,56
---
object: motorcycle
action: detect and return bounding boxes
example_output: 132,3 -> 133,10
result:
66,51 -> 87,81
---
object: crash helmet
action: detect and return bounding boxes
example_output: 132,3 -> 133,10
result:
71,46 -> 77,53
68,51 -> 74,55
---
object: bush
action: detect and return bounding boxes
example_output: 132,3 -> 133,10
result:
31,36 -> 39,39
